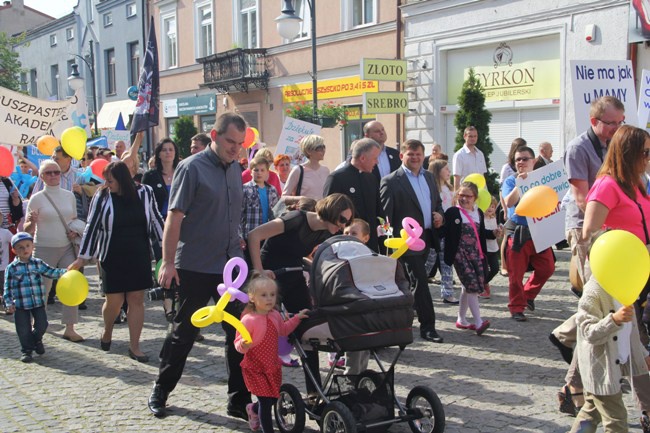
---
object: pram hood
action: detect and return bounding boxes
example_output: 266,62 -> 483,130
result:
307,235 -> 414,350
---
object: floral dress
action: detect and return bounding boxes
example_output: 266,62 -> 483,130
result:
453,222 -> 485,294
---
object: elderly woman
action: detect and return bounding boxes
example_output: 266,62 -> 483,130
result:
282,135 -> 330,201
24,160 -> 83,342
70,162 -> 164,362
273,154 -> 292,192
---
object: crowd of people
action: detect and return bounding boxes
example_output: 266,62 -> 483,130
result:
1,99 -> 649,432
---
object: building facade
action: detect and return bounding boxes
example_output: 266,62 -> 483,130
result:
152,0 -> 403,169
0,0 -> 53,37
401,0 -> 630,171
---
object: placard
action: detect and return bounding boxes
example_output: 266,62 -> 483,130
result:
275,117 -> 321,166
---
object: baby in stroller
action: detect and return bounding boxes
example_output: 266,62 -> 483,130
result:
274,235 -> 445,433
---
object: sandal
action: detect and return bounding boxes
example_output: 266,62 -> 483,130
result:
558,385 -> 582,417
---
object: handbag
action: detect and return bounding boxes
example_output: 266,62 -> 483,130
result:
42,192 -> 83,253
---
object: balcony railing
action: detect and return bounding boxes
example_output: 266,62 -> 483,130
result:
197,48 -> 269,93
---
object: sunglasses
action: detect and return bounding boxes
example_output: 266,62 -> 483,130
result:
337,215 -> 351,226
515,157 -> 532,163
43,170 -> 61,176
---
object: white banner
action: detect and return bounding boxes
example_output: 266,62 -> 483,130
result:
638,69 -> 650,131
570,60 -> 639,133
515,160 -> 570,252
274,117 -> 321,166
0,86 -> 91,146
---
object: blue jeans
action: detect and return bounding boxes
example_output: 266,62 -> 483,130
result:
14,306 -> 48,355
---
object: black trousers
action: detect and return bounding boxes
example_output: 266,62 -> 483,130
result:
486,251 -> 500,284
156,268 -> 251,408
400,252 -> 436,333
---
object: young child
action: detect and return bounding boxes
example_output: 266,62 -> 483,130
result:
569,274 -> 650,433
428,159 -> 458,304
0,211 -> 15,314
443,182 -> 498,335
235,273 -> 309,432
481,196 -> 502,299
3,232 -> 67,362
240,157 -> 280,262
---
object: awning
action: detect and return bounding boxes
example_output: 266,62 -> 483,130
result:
97,99 -> 136,129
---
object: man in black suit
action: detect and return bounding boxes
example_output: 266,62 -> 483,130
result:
323,138 -> 382,251
364,121 -> 401,181
380,139 -> 445,343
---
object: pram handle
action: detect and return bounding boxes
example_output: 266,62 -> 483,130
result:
273,267 -> 303,277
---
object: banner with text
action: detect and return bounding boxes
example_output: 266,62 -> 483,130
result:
638,69 -> 650,130
515,160 -> 570,253
0,86 -> 91,146
570,60 -> 639,133
282,76 -> 379,104
275,117 -> 321,166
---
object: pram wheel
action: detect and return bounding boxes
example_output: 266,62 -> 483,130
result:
406,386 -> 445,433
321,401 -> 357,433
356,369 -> 380,393
274,383 -> 306,433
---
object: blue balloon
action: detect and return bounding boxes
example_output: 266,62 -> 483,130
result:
127,86 -> 138,101
10,167 -> 37,198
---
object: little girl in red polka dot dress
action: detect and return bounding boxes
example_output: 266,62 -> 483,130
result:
235,273 -> 309,432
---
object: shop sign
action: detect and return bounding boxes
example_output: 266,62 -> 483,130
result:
178,95 -> 216,116
447,36 -> 560,103
363,92 -> 409,114
282,76 -> 378,103
361,58 -> 407,82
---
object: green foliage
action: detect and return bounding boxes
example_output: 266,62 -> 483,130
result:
453,68 -> 498,195
0,32 -> 27,92
172,115 -> 198,159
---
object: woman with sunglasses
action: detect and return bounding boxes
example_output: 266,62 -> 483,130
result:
24,160 -> 84,342
247,193 -> 354,395
501,146 -> 555,323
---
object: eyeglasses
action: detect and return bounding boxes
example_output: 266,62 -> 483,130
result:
337,215 -> 351,226
597,118 -> 625,127
43,170 -> 61,176
515,157 -> 532,163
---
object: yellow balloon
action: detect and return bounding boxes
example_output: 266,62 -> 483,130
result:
36,135 -> 59,156
464,173 -> 486,189
477,188 -> 491,212
515,185 -> 558,218
191,306 -> 220,328
190,305 -> 252,343
56,270 -> 89,306
590,230 -> 650,306
60,126 -> 88,160
224,312 -> 252,343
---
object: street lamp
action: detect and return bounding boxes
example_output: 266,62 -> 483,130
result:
276,0 -> 318,119
68,40 -> 99,136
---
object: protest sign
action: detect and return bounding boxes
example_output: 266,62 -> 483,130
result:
515,160 -> 570,252
275,117 -> 321,166
102,129 -> 131,151
638,69 -> 650,131
0,86 -> 91,146
570,60 -> 638,132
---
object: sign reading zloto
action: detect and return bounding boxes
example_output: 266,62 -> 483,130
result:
363,92 -> 409,114
361,58 -> 407,82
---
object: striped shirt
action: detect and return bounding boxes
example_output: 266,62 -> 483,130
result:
3,257 -> 66,309
78,184 -> 164,261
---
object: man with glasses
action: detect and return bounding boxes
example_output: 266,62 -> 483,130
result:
380,139 -> 445,343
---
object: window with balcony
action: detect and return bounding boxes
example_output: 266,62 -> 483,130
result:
128,42 -> 140,86
238,0 -> 258,49
162,13 -> 178,68
106,49 -> 116,95
195,1 -> 213,58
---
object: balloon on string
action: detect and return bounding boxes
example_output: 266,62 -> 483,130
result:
589,230 -> 650,306
243,127 -> 258,149
515,185 -> 558,218
0,146 -> 14,177
60,126 -> 88,160
36,135 -> 59,156
464,173 -> 486,190
56,270 -> 89,306
89,159 -> 109,179
477,188 -> 492,212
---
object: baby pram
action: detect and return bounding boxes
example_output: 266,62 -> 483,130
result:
274,236 -> 445,433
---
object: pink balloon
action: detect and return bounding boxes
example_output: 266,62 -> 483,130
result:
401,217 -> 425,251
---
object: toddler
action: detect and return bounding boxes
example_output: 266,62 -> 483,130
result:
482,196 -> 502,298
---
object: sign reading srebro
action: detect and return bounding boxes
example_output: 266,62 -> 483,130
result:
363,92 -> 409,114
361,58 -> 408,82
282,76 -> 379,103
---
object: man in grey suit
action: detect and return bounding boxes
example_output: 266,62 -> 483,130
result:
380,139 -> 445,343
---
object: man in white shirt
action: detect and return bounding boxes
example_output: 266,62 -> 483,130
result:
452,126 -> 487,190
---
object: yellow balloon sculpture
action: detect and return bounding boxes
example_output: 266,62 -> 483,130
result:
190,258 -> 252,343
383,217 -> 426,259
56,270 -> 89,306
589,230 -> 650,306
